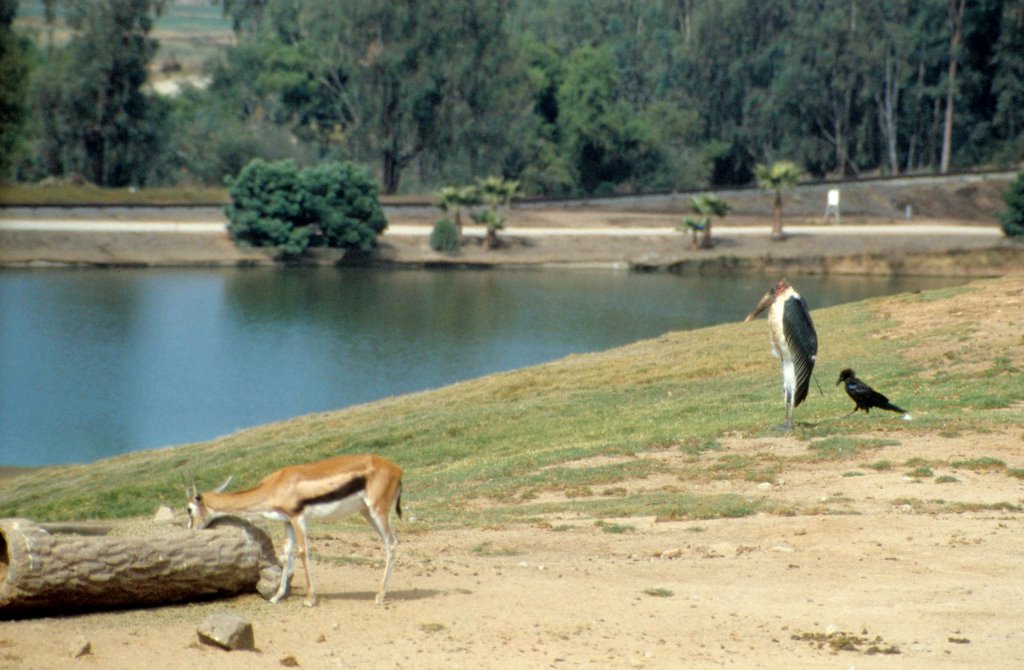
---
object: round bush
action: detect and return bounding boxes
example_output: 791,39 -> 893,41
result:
225,158 -> 388,257
299,161 -> 388,252
998,170 -> 1024,237
225,159 -> 309,256
430,218 -> 460,252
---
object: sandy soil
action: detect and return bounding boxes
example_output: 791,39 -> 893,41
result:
1,275 -> 1022,669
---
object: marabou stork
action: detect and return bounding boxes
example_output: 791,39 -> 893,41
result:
744,279 -> 818,430
836,368 -> 911,420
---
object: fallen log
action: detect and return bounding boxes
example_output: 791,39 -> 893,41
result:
0,517 -> 278,618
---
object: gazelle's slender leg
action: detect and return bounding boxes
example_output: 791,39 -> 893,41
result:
381,515 -> 399,603
380,531 -> 398,605
362,505 -> 398,604
272,522 -> 297,604
294,515 -> 319,607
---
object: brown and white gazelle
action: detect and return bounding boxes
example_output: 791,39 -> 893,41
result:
185,454 -> 403,607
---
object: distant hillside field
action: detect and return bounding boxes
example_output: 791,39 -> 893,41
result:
14,0 -> 234,77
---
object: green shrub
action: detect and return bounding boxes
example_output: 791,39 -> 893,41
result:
225,159 -> 309,256
998,170 -> 1024,237
430,218 -> 460,252
299,161 -> 387,252
225,158 -> 387,257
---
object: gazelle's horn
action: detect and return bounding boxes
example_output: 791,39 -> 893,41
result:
179,470 -> 192,499
187,467 -> 199,498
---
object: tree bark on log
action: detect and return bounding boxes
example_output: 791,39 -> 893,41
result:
0,517 -> 278,618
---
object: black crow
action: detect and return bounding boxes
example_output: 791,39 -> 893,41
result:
836,368 -> 911,420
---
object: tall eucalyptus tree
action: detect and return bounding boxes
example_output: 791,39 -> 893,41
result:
0,0 -> 30,176
991,0 -> 1024,153
238,0 -> 526,193
35,0 -> 168,186
940,0 -> 966,173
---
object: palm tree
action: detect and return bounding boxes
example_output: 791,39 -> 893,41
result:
473,176 -> 519,249
754,161 -> 802,240
679,216 -> 707,249
437,185 -> 480,242
689,193 -> 731,249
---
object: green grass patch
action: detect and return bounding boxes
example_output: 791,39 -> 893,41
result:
596,521 -> 635,534
892,497 -> 1021,514
0,182 -> 444,208
454,492 -> 771,527
318,554 -> 383,568
792,630 -> 900,655
947,501 -> 1022,513
807,437 -> 899,461
0,183 -> 230,206
679,437 -> 723,456
472,542 -> 520,557
708,454 -> 783,483
419,623 -> 447,634
0,280 -> 1016,529
950,457 -> 1007,472
643,588 -> 674,598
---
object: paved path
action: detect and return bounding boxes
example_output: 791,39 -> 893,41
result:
0,220 -> 227,233
388,223 -> 1003,238
0,219 -> 1003,238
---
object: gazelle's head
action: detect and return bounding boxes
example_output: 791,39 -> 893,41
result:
186,492 -> 209,530
183,473 -> 231,530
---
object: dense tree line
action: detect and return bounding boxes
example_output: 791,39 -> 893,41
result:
0,0 -> 31,177
3,0 -> 1023,195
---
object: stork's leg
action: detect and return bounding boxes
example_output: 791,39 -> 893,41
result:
779,362 -> 796,430
779,381 -> 794,430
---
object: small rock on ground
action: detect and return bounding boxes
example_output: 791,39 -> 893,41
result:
197,611 -> 255,651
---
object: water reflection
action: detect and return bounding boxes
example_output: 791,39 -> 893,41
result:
0,267 -> 962,466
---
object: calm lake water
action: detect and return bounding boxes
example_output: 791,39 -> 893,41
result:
0,267 -> 962,467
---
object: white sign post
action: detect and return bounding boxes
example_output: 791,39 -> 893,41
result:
823,188 -> 841,224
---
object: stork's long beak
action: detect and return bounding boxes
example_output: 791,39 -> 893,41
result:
744,291 -> 775,322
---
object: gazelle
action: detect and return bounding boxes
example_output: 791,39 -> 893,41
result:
185,453 -> 403,607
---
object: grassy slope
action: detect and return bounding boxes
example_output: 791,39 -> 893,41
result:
0,184 -> 231,206
0,279 -> 1019,525
0,183 -> 429,207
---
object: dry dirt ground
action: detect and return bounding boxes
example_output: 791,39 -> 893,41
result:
1,276 -> 1023,669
